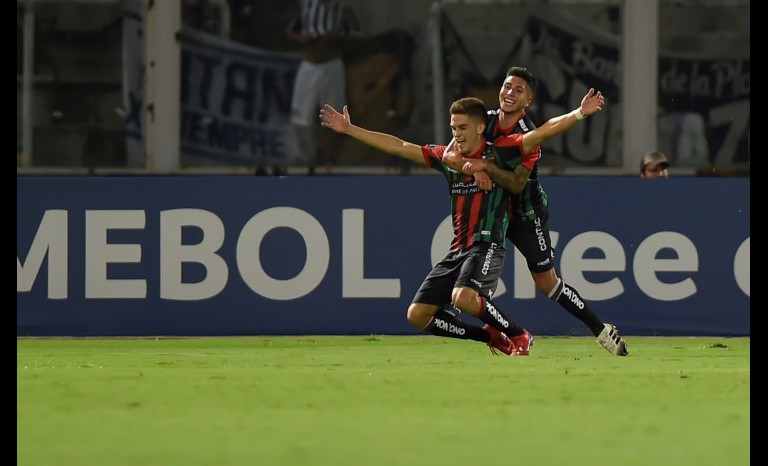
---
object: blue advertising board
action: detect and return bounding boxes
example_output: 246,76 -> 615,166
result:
17,176 -> 749,337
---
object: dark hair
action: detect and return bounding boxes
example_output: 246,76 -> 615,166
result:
506,66 -> 537,97
449,97 -> 488,123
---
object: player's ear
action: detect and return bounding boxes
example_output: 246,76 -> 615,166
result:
477,122 -> 485,135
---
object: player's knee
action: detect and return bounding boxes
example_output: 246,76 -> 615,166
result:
406,304 -> 431,329
406,305 -> 419,325
452,287 -> 480,316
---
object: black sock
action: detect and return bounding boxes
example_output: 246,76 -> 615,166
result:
424,309 -> 488,342
549,279 -> 604,336
478,296 -> 525,337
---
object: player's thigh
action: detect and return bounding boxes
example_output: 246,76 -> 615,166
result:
412,254 -> 464,307
507,217 -> 555,273
455,242 -> 505,299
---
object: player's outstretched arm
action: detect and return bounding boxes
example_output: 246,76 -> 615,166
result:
461,88 -> 603,194
521,87 -> 605,154
319,104 -> 426,165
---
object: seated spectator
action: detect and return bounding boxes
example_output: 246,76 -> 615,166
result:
640,150 -> 670,178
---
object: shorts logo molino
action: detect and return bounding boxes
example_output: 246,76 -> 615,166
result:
562,284 -> 585,310
486,301 -> 509,329
433,317 -> 466,336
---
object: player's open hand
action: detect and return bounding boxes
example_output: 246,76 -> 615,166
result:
319,104 -> 351,133
461,158 -> 485,175
579,88 -> 605,117
473,171 -> 493,193
441,138 -> 465,171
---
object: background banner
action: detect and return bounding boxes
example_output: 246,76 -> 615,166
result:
122,17 -> 301,167
17,176 -> 750,337
518,14 -> 749,168
179,30 -> 301,166
439,8 -> 750,169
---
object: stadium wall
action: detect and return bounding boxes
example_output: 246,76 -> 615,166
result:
17,176 -> 749,337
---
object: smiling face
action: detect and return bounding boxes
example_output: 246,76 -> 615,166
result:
498,75 -> 533,115
448,97 -> 488,155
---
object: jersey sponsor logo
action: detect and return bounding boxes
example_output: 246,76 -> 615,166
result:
451,180 -> 483,195
434,318 -> 466,336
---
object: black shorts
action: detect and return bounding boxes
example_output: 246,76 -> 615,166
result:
506,205 -> 555,273
412,241 -> 506,307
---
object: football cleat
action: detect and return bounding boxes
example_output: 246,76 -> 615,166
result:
483,324 -> 515,356
510,330 -> 533,356
597,323 -> 629,356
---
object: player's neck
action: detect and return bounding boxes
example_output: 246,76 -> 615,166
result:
499,109 -> 524,128
465,138 -> 487,157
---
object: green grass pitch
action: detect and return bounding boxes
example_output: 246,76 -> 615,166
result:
17,335 -> 749,466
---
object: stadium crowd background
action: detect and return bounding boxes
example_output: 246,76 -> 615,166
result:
16,0 -> 749,176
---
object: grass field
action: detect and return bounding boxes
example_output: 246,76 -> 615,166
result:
17,336 -> 749,466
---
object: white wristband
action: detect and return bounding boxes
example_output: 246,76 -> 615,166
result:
573,108 -> 586,120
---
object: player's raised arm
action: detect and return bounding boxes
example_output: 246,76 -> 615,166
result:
319,104 -> 426,165
520,87 -> 605,154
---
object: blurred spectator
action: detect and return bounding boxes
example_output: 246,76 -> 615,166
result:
640,150 -> 670,178
659,112 -> 709,168
183,0 -> 228,36
286,0 -> 360,175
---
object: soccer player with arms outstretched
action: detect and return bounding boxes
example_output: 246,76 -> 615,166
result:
320,89 -> 604,356
460,66 -> 628,356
